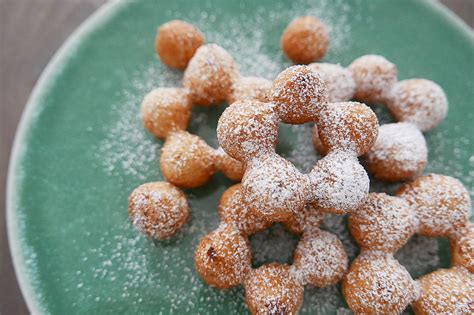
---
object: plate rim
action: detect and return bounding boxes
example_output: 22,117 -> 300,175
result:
5,0 -> 473,313
6,1 -> 127,313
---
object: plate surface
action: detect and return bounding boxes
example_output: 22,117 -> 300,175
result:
8,0 -> 474,314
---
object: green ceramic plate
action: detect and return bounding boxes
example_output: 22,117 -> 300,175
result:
7,0 -> 474,314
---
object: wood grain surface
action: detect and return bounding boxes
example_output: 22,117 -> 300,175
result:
0,0 -> 471,313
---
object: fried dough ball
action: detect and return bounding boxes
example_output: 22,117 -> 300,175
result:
311,124 -> 329,156
155,20 -> 204,70
348,193 -> 417,253
214,147 -> 244,182
280,16 -> 329,64
342,252 -> 419,315
217,100 -> 278,162
227,76 -> 272,104
412,267 -> 473,314
349,55 -> 397,104
140,88 -> 192,139
449,223 -> 474,273
291,229 -> 348,287
363,122 -> 427,182
270,65 -> 328,124
244,263 -> 304,315
217,184 -> 271,236
282,203 -> 325,235
194,223 -> 251,289
386,79 -> 448,132
397,174 -> 471,237
160,131 -> 216,188
242,152 -> 309,222
309,151 -> 369,214
183,44 -> 239,106
308,63 -> 355,102
316,102 -> 379,156
128,182 -> 188,239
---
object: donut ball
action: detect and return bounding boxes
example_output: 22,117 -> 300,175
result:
270,65 -> 328,124
242,152 -> 309,222
397,174 -> 471,237
217,100 -> 278,162
183,44 -> 239,106
194,223 -> 251,289
386,79 -> 448,132
412,267 -> 473,314
214,147 -> 244,182
309,151 -> 370,214
128,182 -> 188,239
364,122 -> 427,182
140,88 -> 192,139
280,16 -> 329,64
308,63 -> 355,102
349,54 -> 397,104
160,131 -> 216,188
342,252 -> 419,315
218,184 -> 271,236
227,76 -> 272,104
311,124 -> 329,156
282,203 -> 325,235
316,102 -> 379,156
244,263 -> 304,315
291,229 -> 348,287
348,193 -> 417,253
155,20 -> 204,70
449,223 -> 474,273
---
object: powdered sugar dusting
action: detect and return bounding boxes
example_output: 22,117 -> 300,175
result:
96,65 -> 181,181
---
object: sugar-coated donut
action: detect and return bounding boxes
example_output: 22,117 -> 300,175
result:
397,174 -> 471,237
309,151 -> 369,214
242,152 -> 309,222
348,193 -> 417,253
308,63 -> 355,102
140,88 -> 192,139
183,44 -> 239,106
244,263 -> 304,315
291,229 -> 348,287
214,147 -> 244,182
218,184 -> 271,236
280,16 -> 329,64
412,267 -> 473,314
160,131 -> 216,188
364,122 -> 427,182
227,76 -> 272,104
349,54 -> 397,104
282,203 -> 325,235
128,182 -> 188,239
342,251 -> 419,315
217,100 -> 278,162
387,79 -> 448,132
194,223 -> 251,289
270,65 -> 328,124
449,223 -> 474,273
316,102 -> 379,156
155,20 -> 204,70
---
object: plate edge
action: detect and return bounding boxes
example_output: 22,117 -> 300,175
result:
6,1 -> 128,313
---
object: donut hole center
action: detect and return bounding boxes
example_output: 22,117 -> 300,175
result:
276,122 -> 321,173
249,223 -> 299,268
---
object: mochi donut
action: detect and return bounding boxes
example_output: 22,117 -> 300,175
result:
218,65 -> 377,219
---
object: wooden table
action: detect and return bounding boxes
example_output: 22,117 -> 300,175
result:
0,1 -> 471,313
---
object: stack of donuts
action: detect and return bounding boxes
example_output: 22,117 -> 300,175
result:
126,16 -> 473,315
